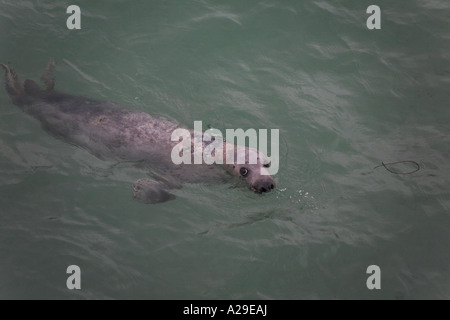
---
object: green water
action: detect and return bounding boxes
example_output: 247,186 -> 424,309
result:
0,0 -> 449,299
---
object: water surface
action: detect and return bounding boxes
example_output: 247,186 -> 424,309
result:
0,0 -> 449,299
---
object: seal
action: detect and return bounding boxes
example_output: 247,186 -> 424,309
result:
1,60 -> 275,204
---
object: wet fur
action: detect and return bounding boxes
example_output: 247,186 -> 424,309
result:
1,61 -> 274,202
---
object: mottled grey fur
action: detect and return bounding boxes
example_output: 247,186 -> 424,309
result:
1,61 -> 275,203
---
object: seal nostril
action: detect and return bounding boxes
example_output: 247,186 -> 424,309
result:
270,184 -> 274,189
260,187 -> 267,193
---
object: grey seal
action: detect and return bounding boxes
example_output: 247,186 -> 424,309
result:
1,60 -> 275,204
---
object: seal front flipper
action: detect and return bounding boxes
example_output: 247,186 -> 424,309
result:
132,178 -> 176,204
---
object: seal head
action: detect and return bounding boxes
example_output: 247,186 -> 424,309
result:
226,146 -> 276,194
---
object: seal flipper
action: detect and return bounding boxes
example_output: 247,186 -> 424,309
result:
40,58 -> 56,91
0,63 -> 24,97
132,178 -> 176,204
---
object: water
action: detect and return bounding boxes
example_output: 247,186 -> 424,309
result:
0,0 -> 449,299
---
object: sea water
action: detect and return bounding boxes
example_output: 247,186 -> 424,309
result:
0,0 -> 449,299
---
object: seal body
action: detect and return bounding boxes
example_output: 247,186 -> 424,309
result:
18,90 -> 230,185
26,92 -> 179,163
1,61 -> 275,203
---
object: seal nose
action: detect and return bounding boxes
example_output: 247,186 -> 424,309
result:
253,181 -> 275,194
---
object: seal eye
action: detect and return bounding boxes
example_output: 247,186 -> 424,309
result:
263,162 -> 271,168
240,167 -> 249,177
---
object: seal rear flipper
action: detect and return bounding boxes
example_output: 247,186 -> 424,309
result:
1,63 -> 24,97
40,58 -> 56,91
132,178 -> 176,204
